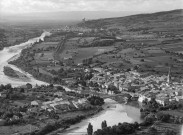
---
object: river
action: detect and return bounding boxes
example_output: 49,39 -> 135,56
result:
0,32 -> 142,135
62,98 -> 142,135
0,31 -> 51,87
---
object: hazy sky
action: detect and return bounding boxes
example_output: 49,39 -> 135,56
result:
0,0 -> 183,14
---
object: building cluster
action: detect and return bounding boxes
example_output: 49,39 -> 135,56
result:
89,67 -> 183,106
0,84 -> 91,126
30,97 -> 89,113
53,26 -> 92,33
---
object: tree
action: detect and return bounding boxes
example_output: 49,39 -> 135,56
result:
162,129 -> 176,135
94,99 -> 101,105
49,84 -> 54,88
94,87 -> 100,92
101,120 -> 107,129
26,83 -> 32,89
57,86 -> 65,91
140,59 -> 144,62
157,112 -> 170,122
144,114 -> 156,125
107,85 -> 118,94
87,123 -> 93,135
41,53 -> 44,57
148,126 -> 158,135
20,88 -> 25,93
133,122 -> 139,129
87,96 -> 104,106
53,77 -> 59,83
5,84 -> 12,89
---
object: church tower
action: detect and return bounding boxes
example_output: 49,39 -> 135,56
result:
167,67 -> 171,84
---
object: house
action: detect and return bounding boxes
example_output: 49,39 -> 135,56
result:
138,91 -> 152,102
93,68 -> 103,73
12,115 -> 19,120
0,92 -> 6,98
78,33 -> 83,36
28,107 -> 39,114
114,81 -> 119,89
175,91 -> 182,96
42,99 -> 71,111
54,92 -> 63,97
14,101 -> 28,108
31,101 -> 39,107
119,85 -> 123,91
131,94 -> 139,101
156,94 -> 169,106
72,98 -> 89,109
175,96 -> 183,102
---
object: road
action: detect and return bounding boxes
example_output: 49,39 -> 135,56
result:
54,36 -> 67,61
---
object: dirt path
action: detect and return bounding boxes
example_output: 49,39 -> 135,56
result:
53,37 -> 67,61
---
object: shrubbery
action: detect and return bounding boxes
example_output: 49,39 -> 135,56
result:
94,121 -> 139,135
87,96 -> 104,106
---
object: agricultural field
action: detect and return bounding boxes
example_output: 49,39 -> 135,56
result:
32,42 -> 59,51
55,36 -> 116,64
73,46 -> 115,64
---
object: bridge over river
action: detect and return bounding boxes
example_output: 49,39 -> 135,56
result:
87,91 -> 140,103
102,92 -> 137,99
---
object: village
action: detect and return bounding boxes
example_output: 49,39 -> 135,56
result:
1,64 -> 183,134
88,67 -> 183,106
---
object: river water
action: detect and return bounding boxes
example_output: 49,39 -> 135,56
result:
0,31 -> 51,87
63,98 -> 142,135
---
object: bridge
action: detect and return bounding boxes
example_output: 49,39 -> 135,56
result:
58,132 -> 87,135
87,91 -> 139,103
101,92 -> 137,99
76,88 -> 139,102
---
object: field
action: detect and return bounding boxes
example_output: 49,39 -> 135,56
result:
154,122 -> 181,134
32,42 -> 59,51
73,47 -> 115,64
161,110 -> 183,117
54,37 -> 115,64
0,124 -> 39,135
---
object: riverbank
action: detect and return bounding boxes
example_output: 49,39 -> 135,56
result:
9,46 -> 54,84
27,99 -> 143,135
57,98 -> 142,135
0,28 -> 43,51
0,31 -> 51,87
29,106 -> 103,135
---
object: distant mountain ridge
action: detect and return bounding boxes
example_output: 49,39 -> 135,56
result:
78,9 -> 183,30
1,11 -> 141,23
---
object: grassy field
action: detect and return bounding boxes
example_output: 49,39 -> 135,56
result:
0,124 -> 39,135
161,110 -> 183,117
54,36 -> 115,64
154,122 -> 181,135
73,47 -> 115,64
32,42 -> 59,51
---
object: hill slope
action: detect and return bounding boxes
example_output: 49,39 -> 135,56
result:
78,9 -> 183,31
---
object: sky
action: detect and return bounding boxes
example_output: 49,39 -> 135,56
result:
0,0 -> 183,15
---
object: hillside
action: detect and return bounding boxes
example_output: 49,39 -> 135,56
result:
78,9 -> 183,32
